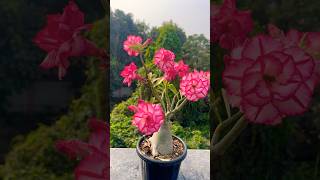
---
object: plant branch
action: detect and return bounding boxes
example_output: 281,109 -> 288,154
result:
211,115 -> 248,156
221,89 -> 231,118
166,98 -> 188,119
170,94 -> 178,111
211,111 -> 242,146
164,82 -> 170,113
213,104 -> 223,124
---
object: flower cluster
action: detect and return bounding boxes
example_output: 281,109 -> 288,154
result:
56,118 -> 109,179
33,0 -> 105,79
214,0 -> 320,125
154,48 -> 190,81
121,35 -> 210,134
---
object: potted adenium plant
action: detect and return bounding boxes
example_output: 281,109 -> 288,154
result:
120,35 -> 210,180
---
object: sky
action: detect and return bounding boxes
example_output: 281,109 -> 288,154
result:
110,0 -> 210,39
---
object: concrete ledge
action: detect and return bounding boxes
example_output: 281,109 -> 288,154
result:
111,148 -> 210,180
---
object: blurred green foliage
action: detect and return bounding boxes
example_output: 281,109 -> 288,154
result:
0,0 -> 105,164
0,17 -> 107,180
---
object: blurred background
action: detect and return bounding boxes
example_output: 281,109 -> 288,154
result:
0,0 -> 106,179
110,0 -> 211,149
212,0 -> 320,179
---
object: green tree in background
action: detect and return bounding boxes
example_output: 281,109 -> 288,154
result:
145,21 -> 187,61
182,34 -> 210,71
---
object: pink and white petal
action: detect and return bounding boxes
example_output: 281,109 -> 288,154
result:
260,54 -> 283,77
242,36 -> 262,60
241,72 -> 262,95
271,82 -> 299,100
255,80 -> 271,98
243,92 -> 269,106
296,59 -> 315,80
259,35 -> 283,55
284,47 -> 311,63
273,98 -> 306,116
293,83 -> 313,110
243,102 -> 282,124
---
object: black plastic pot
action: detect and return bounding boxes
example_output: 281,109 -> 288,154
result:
136,135 -> 187,180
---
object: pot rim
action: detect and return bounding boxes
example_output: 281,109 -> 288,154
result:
136,134 -> 187,165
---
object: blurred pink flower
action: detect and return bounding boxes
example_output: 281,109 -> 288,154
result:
129,100 -> 164,135
211,0 -> 253,50
267,24 -> 303,48
180,70 -> 210,102
120,62 -> 141,86
56,118 -> 109,180
267,24 -> 320,55
33,0 -> 103,79
223,35 -> 320,125
175,60 -> 190,78
123,35 -> 142,56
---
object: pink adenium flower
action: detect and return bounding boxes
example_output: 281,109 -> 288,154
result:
211,0 -> 253,50
154,48 -> 176,72
163,67 -> 178,81
267,24 -> 320,57
223,35 -> 320,125
267,24 -> 303,48
180,70 -> 210,102
33,0 -> 103,79
175,60 -> 190,78
120,62 -> 141,86
123,35 -> 143,56
56,118 -> 109,180
129,100 -> 164,135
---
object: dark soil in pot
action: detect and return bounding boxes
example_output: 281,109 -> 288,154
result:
136,135 -> 187,180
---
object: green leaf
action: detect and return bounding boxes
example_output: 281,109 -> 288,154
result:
168,84 -> 178,95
